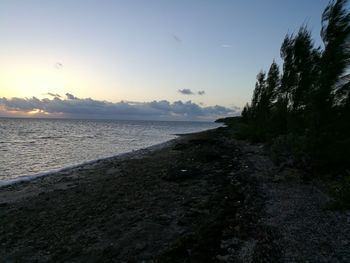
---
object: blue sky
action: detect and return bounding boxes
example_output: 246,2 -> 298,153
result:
0,0 -> 331,120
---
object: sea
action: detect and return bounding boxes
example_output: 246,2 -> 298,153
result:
0,118 -> 221,186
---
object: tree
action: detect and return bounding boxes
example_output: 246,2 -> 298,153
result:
259,61 -> 280,123
240,0 -> 350,174
265,60 -> 280,106
241,103 -> 251,121
250,71 -> 266,121
280,34 -> 296,109
278,28 -> 321,132
292,27 -> 319,113
317,0 -> 350,126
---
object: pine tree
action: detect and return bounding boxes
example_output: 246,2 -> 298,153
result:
292,27 -> 319,112
280,34 -> 296,109
250,71 -> 266,121
265,61 -> 280,106
241,103 -> 251,121
240,0 -> 350,173
317,0 -> 350,126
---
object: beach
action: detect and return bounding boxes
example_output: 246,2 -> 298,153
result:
0,126 -> 349,262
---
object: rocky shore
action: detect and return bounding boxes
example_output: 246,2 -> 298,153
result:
0,127 -> 349,262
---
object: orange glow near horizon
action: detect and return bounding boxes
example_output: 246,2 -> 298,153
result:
27,109 -> 42,115
0,106 -> 63,118
1,64 -> 71,99
0,54 -> 98,101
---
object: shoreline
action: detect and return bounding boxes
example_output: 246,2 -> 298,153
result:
0,125 -> 222,189
0,136 -> 180,189
0,118 -> 223,189
1,126 -> 349,262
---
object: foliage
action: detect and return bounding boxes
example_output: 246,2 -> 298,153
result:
241,0 -> 350,175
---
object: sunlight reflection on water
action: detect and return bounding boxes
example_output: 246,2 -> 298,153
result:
0,118 -> 220,181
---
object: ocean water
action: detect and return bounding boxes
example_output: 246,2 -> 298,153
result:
0,118 -> 221,184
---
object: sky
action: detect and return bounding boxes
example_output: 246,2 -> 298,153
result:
0,0 -> 330,120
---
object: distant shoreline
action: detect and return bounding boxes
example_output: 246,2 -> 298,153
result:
0,116 -> 217,123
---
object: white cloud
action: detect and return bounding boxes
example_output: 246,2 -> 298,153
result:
221,44 -> 232,48
54,62 -> 63,69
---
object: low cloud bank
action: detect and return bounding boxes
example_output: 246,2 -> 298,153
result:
0,93 -> 239,121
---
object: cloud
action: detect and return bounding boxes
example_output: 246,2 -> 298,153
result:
173,34 -> 182,44
46,92 -> 61,98
178,89 -> 206,96
0,94 -> 239,121
65,93 -> 78,100
221,44 -> 232,48
54,62 -> 63,69
178,89 -> 194,95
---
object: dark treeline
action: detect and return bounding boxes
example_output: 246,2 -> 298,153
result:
241,0 -> 350,174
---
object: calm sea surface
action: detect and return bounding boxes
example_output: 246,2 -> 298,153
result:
0,118 -> 221,183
